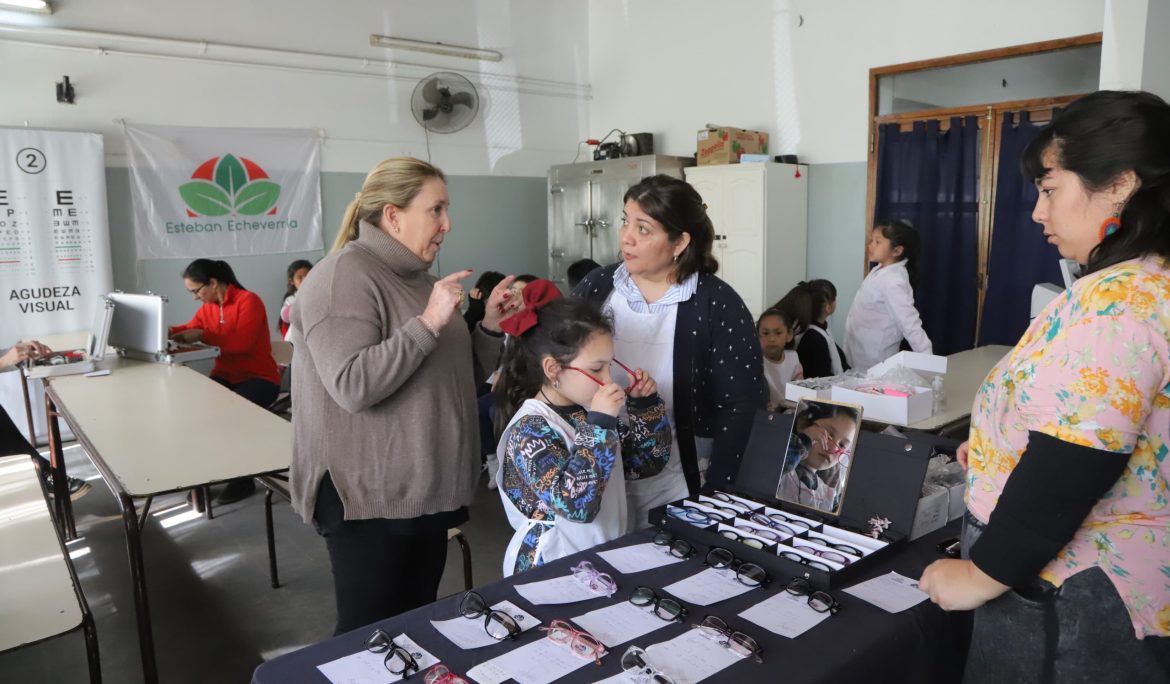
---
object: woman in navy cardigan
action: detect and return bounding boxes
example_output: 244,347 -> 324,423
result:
573,175 -> 767,530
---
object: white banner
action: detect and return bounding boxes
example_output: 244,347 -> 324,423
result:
127,123 -> 322,259
0,128 -> 114,443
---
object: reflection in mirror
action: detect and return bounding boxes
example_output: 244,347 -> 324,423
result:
775,398 -> 863,516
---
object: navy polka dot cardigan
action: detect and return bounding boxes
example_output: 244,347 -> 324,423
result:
573,264 -> 768,492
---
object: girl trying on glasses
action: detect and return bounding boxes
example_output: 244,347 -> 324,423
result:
493,283 -> 672,576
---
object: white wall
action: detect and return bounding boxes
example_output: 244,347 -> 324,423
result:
589,0 -> 1106,165
588,0 -> 1106,340
0,0 -> 591,175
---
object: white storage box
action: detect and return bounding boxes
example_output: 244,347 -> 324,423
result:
867,350 -> 948,379
784,374 -> 850,403
831,382 -> 933,426
910,483 -> 950,540
784,380 -> 830,403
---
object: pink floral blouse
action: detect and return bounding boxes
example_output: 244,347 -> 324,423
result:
966,257 -> 1170,638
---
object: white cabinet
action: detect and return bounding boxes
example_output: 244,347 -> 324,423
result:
684,163 -> 808,318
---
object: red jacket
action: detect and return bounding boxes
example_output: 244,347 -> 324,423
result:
169,285 -> 281,387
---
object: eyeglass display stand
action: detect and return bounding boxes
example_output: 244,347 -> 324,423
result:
649,410 -> 944,590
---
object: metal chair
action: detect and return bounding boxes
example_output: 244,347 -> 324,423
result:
255,473 -> 473,591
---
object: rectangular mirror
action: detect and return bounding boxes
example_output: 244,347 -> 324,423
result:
775,398 -> 863,516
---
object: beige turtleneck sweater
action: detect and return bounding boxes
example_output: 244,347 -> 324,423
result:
289,221 -> 500,522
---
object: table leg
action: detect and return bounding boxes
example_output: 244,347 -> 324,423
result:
137,496 -> 154,530
20,369 -> 36,442
117,492 -> 159,684
81,605 -> 103,684
264,488 -> 280,588
44,393 -> 77,540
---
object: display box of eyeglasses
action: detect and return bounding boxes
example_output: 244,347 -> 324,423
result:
650,398 -> 945,590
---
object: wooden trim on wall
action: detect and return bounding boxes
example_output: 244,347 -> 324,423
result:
874,96 -> 1084,125
862,32 -> 1100,339
869,33 -> 1101,78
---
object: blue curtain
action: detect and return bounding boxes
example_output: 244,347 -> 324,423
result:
978,111 -> 1064,346
874,117 -> 980,355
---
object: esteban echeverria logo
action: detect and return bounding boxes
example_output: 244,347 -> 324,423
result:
180,154 -> 280,217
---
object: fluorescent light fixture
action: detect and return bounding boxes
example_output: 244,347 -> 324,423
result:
369,34 -> 501,62
0,0 -> 52,14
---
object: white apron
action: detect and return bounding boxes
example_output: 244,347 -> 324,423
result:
496,399 -> 627,577
805,325 -> 844,376
605,293 -> 690,533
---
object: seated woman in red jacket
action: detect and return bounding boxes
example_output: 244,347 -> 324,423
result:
170,258 -> 281,503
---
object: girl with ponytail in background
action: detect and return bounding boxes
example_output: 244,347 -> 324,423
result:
844,220 -> 932,372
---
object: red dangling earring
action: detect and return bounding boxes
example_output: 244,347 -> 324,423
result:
1099,214 -> 1121,241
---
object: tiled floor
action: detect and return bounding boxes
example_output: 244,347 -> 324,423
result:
0,444 -> 514,683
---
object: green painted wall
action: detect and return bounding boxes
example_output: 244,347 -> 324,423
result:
105,168 -> 549,327
806,162 -> 868,341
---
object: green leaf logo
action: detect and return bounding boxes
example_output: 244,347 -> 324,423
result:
179,181 -> 232,217
181,153 -> 283,218
215,154 -> 248,197
234,180 -> 281,216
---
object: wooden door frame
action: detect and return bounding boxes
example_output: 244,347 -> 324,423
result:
863,33 -> 1100,344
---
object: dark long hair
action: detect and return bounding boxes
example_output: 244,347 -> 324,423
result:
182,259 -> 245,290
873,219 -> 920,289
773,279 -> 837,333
1022,90 -> 1170,274
494,298 -> 613,438
283,259 -> 314,299
623,175 -> 718,278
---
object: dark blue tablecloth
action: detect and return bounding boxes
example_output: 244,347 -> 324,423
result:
253,522 -> 965,684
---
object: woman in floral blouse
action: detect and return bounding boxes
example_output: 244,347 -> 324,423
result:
920,91 -> 1170,682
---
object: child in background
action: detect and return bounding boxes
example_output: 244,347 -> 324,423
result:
481,272 -> 544,490
774,279 -> 849,379
844,220 -> 932,372
758,308 -> 803,410
494,280 -> 671,576
279,259 -> 313,341
567,258 -> 601,290
464,270 -> 505,333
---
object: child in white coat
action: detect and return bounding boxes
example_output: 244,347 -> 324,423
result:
844,220 -> 932,372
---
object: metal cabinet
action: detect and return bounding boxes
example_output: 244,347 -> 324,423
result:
547,155 -> 692,286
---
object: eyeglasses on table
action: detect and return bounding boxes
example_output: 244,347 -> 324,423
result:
693,615 -> 763,663
785,577 -> 841,614
652,530 -> 696,559
458,591 -> 523,640
717,527 -> 773,549
628,586 -> 688,622
806,533 -> 864,558
791,540 -> 855,566
571,560 -> 618,597
704,547 -> 769,588
365,628 -> 420,678
749,511 -> 813,536
778,549 -> 835,572
621,645 -> 677,684
708,491 -> 754,513
667,504 -> 733,526
540,619 -> 607,665
730,523 -> 784,543
423,664 -> 470,684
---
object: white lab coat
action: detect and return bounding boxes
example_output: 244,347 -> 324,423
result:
843,260 -> 932,373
